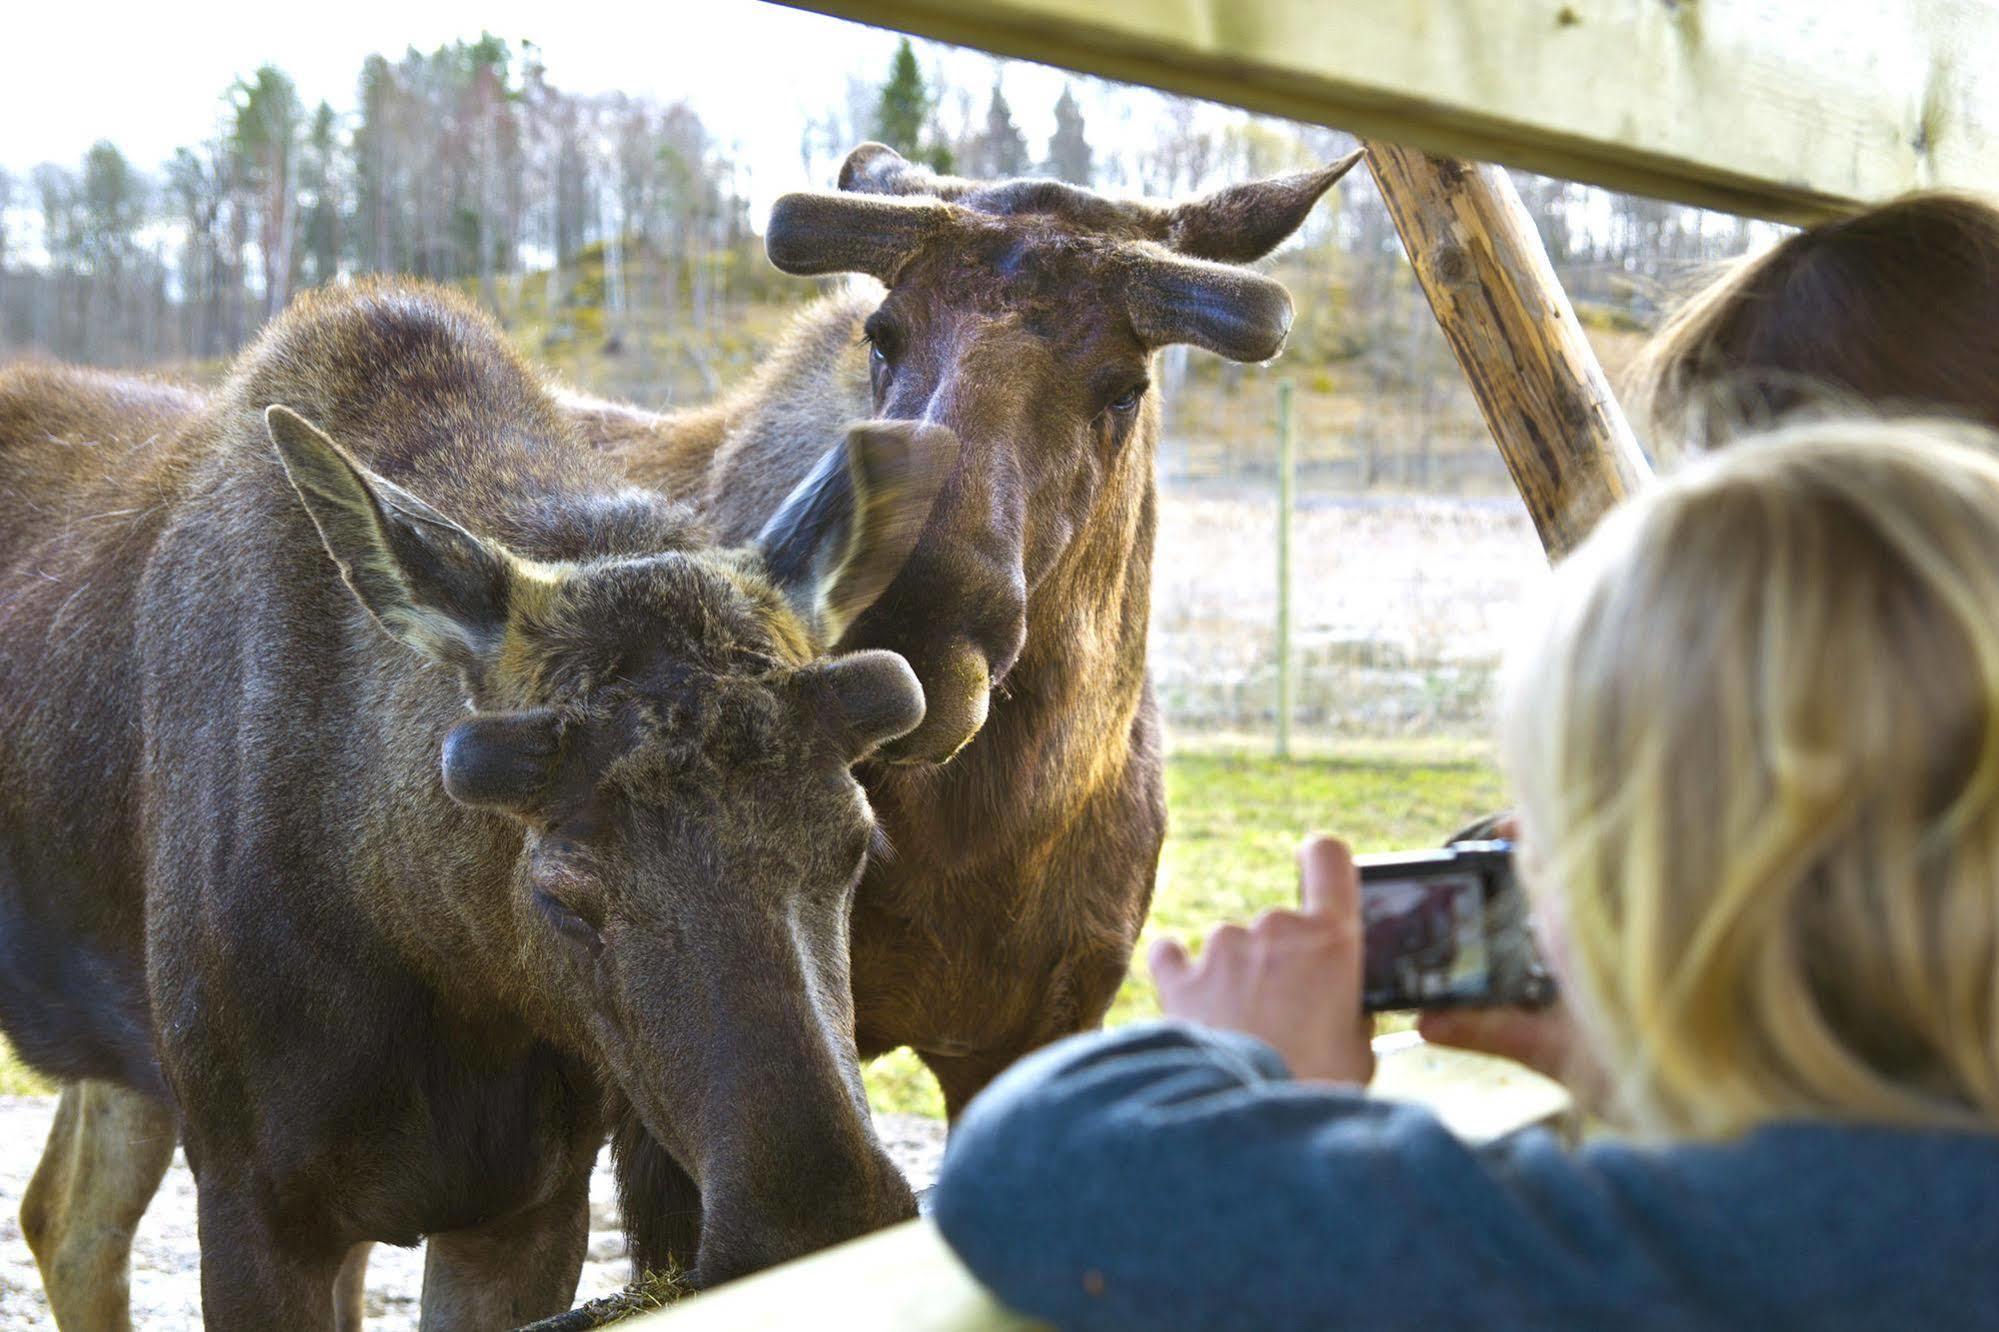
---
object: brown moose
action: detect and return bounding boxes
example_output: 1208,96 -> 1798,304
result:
0,280 -> 955,1324
568,142 -> 1364,1111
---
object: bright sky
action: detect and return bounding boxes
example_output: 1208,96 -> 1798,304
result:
0,0 -> 1201,220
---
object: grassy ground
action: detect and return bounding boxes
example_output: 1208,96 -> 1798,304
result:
862,739 -> 1504,1117
0,1044 -> 50,1096
0,742 -> 1503,1119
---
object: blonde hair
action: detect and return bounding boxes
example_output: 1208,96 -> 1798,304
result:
1503,418 -> 1999,1139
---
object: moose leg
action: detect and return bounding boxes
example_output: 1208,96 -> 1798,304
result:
923,1050 -> 1022,1124
923,949 -> 1139,1123
333,1241 -> 372,1332
192,1170 -> 346,1329
416,1170 -> 589,1330
21,1080 -> 177,1332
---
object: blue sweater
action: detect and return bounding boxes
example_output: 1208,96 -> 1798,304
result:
931,1022 -> 1999,1331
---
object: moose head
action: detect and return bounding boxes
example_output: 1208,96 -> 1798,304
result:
763,143 -> 1363,762
266,404 -> 956,1282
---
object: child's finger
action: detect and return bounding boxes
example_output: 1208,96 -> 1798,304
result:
1297,834 -> 1359,922
1148,935 -> 1192,985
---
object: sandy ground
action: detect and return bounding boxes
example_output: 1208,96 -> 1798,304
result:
1151,493 -> 1547,730
0,1096 -> 945,1330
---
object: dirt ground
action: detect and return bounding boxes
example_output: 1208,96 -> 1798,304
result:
0,1096 -> 946,1330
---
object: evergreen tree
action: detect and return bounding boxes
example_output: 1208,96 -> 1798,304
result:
980,80 -> 1029,177
1047,85 -> 1092,184
873,39 -> 929,157
78,141 -> 143,273
351,54 -> 393,272
300,102 -> 342,286
76,142 -> 149,351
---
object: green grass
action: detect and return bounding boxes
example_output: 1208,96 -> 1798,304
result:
0,743 -> 1502,1118
863,739 -> 1504,1117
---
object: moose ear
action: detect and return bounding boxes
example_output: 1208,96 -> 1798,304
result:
802,649 -> 926,761
266,404 -> 512,674
837,141 -> 978,200
1164,150 -> 1365,264
753,420 -> 959,644
441,709 -> 561,811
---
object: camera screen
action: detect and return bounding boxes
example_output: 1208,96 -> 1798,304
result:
1361,873 -> 1488,1006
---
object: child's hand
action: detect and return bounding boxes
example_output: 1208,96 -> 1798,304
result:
1418,1003 -> 1609,1110
1149,835 -> 1375,1085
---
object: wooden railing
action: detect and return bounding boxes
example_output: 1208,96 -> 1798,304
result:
780,0 -> 1999,223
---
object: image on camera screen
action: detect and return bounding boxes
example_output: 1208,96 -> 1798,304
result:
1362,873 -> 1488,1006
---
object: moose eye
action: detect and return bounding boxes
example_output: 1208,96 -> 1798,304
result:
534,889 -> 603,955
1109,384 -> 1146,415
869,340 -> 888,367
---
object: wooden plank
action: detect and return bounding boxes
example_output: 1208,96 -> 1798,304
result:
778,0 -> 1999,222
629,1219 -> 1045,1332
1369,1029 -> 1577,1143
626,1037 -> 1570,1330
1366,142 -> 1651,556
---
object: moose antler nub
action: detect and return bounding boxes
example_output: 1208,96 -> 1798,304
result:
764,191 -> 952,283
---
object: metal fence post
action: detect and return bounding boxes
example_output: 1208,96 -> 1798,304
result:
1276,378 -> 1295,761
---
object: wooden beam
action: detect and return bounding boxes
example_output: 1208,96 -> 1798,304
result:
779,0 -> 1999,222
1366,142 -> 1652,558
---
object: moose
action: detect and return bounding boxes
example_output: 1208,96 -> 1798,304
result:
0,281 -> 955,1324
569,142 -> 1366,1111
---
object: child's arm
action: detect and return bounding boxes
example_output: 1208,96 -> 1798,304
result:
931,1020 -> 1703,1332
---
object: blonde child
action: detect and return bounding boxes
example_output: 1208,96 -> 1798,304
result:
932,420 -> 1999,1329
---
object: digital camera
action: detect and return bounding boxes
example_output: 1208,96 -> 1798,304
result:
1356,840 -> 1557,1012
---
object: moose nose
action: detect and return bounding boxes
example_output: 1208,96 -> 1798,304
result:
873,637 -> 996,764
694,1140 -> 917,1288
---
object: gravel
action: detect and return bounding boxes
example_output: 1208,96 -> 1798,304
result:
0,1095 -> 945,1330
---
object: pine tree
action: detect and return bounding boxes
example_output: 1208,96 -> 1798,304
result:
78,141 -> 143,273
873,39 -> 929,157
980,81 -> 1029,177
300,102 -> 341,287
1047,85 -> 1092,185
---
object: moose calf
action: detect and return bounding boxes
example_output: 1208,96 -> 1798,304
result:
0,281 -> 953,1325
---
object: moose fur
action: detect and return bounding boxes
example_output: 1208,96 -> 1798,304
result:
564,143 -> 1363,1111
0,281 -> 956,1324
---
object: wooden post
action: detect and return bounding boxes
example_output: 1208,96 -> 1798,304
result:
1274,379 -> 1295,760
1364,141 -> 1653,558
